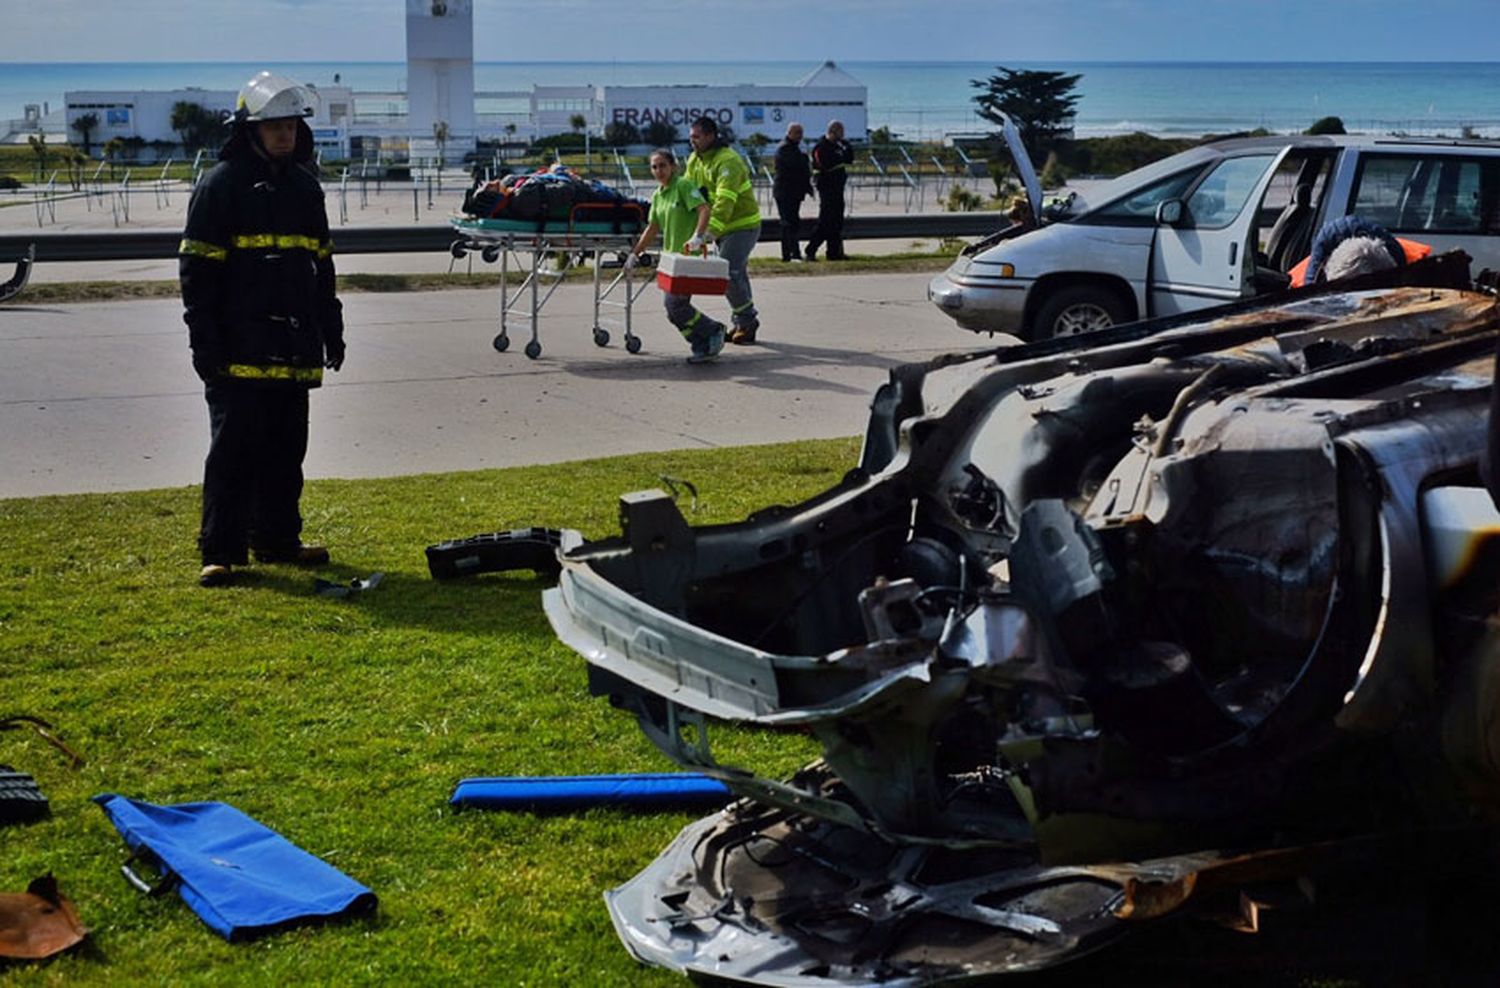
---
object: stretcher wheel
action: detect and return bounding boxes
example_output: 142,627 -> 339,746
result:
449,240 -> 467,259
524,340 -> 542,359
481,245 -> 500,264
592,327 -> 610,347
493,333 -> 509,353
625,336 -> 642,354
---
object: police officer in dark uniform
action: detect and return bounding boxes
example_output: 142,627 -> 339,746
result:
180,71 -> 345,587
771,122 -> 812,262
806,119 -> 854,262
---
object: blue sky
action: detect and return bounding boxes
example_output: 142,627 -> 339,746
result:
0,0 -> 1493,62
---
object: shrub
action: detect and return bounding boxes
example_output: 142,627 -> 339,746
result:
603,121 -> 639,147
642,120 -> 678,147
1038,151 -> 1068,189
1306,116 -> 1346,135
533,132 -> 586,150
943,184 -> 985,212
1054,133 -> 1197,176
988,155 -> 1015,198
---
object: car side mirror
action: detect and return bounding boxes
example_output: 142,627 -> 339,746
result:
1155,199 -> 1184,226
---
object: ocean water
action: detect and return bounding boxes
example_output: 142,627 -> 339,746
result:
5,60 -> 1500,140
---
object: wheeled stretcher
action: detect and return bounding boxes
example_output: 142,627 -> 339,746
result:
449,206 -> 654,359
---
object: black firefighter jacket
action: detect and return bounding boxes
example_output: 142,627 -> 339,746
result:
772,139 -> 813,203
811,137 -> 854,196
179,128 -> 343,388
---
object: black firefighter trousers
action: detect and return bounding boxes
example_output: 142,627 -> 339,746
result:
806,185 -> 846,261
775,195 -> 805,261
199,379 -> 309,566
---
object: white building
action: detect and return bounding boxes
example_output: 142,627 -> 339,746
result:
533,61 -> 868,144
52,59 -> 866,164
64,85 -> 353,159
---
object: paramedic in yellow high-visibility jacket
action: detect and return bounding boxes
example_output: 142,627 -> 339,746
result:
685,115 -> 762,345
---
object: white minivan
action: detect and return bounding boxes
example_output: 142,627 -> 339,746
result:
928,121 -> 1500,340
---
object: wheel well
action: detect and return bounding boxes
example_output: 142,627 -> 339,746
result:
1023,274 -> 1138,336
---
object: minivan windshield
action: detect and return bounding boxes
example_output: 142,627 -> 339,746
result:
1063,146 -> 1221,224
1087,168 -> 1201,224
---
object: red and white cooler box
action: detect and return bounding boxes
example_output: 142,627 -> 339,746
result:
656,252 -> 730,295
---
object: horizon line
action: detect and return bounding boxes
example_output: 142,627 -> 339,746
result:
7,58 -> 1500,66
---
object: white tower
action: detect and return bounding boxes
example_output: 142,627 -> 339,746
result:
406,0 -> 476,161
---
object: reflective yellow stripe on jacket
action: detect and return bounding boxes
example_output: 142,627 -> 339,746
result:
225,363 -> 324,384
232,234 -> 332,257
179,238 -> 228,261
179,235 -> 333,261
685,147 -> 760,236
714,179 -> 755,203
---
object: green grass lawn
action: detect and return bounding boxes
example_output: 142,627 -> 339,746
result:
2,439 -> 855,985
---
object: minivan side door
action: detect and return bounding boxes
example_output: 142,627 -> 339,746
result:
1149,149 -> 1291,318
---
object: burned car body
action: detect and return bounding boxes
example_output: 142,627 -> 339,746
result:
542,256 -> 1500,985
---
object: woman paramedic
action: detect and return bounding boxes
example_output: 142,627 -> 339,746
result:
625,148 -> 725,364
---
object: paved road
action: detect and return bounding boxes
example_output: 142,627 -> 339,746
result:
0,271 -> 1001,498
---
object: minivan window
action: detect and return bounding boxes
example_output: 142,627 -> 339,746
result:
1088,168 -> 1201,225
1184,154 -> 1277,229
1351,154 -> 1500,234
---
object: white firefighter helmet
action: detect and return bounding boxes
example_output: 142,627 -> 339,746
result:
235,71 -> 318,123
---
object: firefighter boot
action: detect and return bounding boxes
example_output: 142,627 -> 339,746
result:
199,564 -> 234,588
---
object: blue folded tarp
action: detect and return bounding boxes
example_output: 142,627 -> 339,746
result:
94,794 -> 376,941
449,773 -> 732,812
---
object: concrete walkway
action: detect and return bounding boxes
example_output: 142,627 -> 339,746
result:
0,271 -> 1002,499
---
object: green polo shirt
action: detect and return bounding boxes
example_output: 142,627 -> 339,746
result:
649,176 -> 707,253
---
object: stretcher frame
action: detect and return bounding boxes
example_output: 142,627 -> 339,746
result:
449,219 -> 653,360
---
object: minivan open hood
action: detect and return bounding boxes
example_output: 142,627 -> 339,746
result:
999,112 -> 1041,224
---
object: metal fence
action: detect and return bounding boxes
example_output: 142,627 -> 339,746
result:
3,144 -> 998,231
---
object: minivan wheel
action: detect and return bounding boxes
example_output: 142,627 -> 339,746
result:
1032,285 -> 1129,340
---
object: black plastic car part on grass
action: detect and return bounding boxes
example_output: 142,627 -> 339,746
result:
0,243 -> 32,304
542,254 -> 1500,985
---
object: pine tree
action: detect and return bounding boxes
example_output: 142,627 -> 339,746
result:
970,67 -> 1082,160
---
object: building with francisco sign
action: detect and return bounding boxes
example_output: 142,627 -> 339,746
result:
535,62 -> 867,142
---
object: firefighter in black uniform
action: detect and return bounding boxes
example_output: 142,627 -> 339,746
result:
180,71 -> 345,587
805,120 -> 854,262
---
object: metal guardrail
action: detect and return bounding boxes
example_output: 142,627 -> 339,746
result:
0,212 -> 1002,265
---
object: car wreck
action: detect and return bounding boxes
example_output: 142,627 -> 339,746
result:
541,253 -> 1500,985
